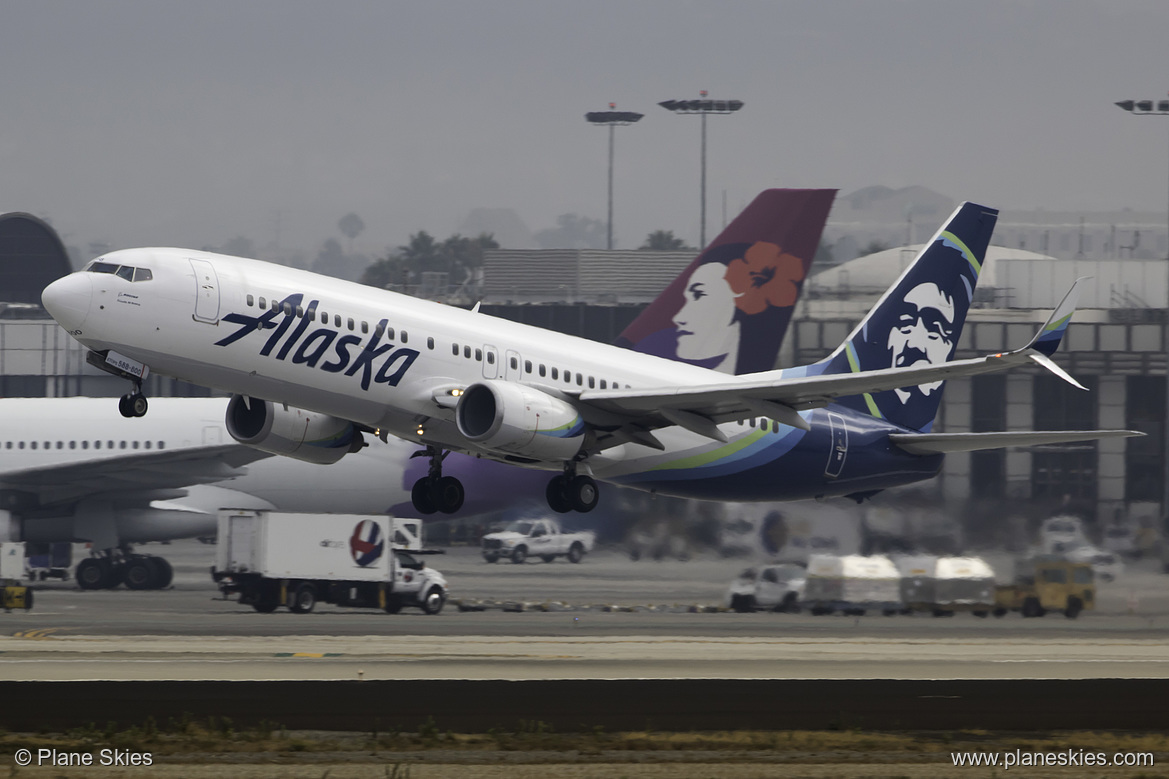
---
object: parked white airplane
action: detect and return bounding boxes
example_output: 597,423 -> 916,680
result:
41,200 -> 1139,520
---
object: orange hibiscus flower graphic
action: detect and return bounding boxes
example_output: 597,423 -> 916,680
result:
723,241 -> 806,315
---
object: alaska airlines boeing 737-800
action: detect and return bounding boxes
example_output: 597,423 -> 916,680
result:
42,197 -> 1139,516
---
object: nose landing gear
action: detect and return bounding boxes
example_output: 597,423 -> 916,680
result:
410,446 -> 465,515
118,388 -> 149,418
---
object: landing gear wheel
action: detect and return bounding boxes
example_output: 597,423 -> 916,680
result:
118,395 -> 133,418
289,583 -> 317,613
568,475 -> 599,513
546,476 -> 571,513
123,557 -> 160,590
432,476 -> 465,514
76,558 -> 112,590
411,477 -> 438,515
130,393 -> 148,417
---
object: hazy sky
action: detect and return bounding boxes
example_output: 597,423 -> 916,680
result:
3,1 -> 1169,257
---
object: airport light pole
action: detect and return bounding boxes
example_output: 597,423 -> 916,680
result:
585,105 -> 643,250
659,92 -> 744,248
1115,97 -> 1169,519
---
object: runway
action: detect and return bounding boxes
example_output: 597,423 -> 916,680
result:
5,540 -> 1169,682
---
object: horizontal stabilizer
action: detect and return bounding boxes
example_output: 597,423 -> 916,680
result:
889,429 -> 1142,455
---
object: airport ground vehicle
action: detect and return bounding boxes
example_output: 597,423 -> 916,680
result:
1,542 -> 31,611
802,554 -> 900,616
993,557 -> 1094,618
726,563 -> 806,612
212,511 -> 447,614
481,518 -> 595,564
897,555 -> 995,617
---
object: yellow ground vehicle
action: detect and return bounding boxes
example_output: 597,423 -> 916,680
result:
993,557 -> 1095,619
2,583 -> 31,611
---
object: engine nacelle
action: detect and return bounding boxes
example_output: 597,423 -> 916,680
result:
455,380 -> 585,461
225,395 -> 363,465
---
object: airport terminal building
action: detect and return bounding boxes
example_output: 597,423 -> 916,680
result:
1,210 -> 1163,531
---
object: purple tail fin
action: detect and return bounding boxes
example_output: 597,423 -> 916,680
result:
614,189 -> 835,374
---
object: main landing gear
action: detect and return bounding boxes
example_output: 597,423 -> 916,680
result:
75,548 -> 174,590
410,446 -> 465,515
118,382 -> 148,418
545,464 -> 599,514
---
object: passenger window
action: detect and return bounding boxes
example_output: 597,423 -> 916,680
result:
401,331 -> 408,343
133,268 -> 153,282
334,314 -> 341,328
69,441 -> 76,449
18,442 -> 24,449
119,441 -> 127,449
475,348 -> 482,361
246,294 -> 255,307
524,360 -> 532,373
600,379 -> 607,389
320,311 -> 328,323
427,337 -> 434,350
30,442 -> 36,450
564,370 -> 571,383
361,321 -> 369,334
464,346 -> 471,358
56,441 -> 63,449
576,373 -> 583,386
81,441 -> 88,449
452,343 -> 459,356
271,299 -> 279,311
144,440 -> 152,449
259,297 -> 267,309
539,364 -> 546,377
158,441 -> 165,450
510,357 -> 518,370
116,266 -> 135,281
132,441 -> 139,450
347,318 -> 355,331
551,368 -> 558,380
487,352 -> 495,365
296,305 -> 304,318
588,376 -> 595,388
387,327 -> 395,340
283,302 -> 293,316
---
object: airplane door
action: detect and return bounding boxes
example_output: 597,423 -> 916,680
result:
189,258 -> 221,324
482,344 -> 499,379
825,412 -> 848,479
505,350 -> 522,381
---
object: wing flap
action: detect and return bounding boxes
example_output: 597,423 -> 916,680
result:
889,430 -> 1142,455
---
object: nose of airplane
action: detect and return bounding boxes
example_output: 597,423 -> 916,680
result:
42,273 -> 93,332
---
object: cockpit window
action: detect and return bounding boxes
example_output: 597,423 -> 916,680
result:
84,260 -> 153,282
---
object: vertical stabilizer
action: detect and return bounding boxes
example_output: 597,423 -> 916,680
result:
615,188 -> 836,374
819,201 -> 999,432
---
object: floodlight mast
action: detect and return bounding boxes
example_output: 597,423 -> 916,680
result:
585,105 -> 644,250
659,92 -> 744,248
1115,96 -> 1169,517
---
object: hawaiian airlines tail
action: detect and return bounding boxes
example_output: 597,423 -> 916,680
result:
814,201 -> 998,432
614,188 -> 836,375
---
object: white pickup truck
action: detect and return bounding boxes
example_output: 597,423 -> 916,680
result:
481,518 -> 595,564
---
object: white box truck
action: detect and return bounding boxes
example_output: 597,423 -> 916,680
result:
212,511 -> 448,615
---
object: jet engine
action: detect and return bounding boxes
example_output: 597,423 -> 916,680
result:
225,395 -> 363,465
455,380 -> 585,461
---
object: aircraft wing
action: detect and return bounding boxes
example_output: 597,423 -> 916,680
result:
888,430 -> 1142,455
0,444 -> 271,507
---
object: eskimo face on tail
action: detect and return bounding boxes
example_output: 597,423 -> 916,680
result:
886,281 -> 956,403
672,242 -> 805,372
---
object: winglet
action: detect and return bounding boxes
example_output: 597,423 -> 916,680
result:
1023,276 -> 1090,357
